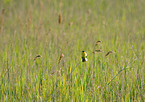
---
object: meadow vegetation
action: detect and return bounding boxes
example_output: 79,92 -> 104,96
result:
0,0 -> 145,101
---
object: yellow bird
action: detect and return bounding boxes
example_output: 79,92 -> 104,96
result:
81,51 -> 87,62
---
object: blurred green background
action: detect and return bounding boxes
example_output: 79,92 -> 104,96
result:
0,0 -> 145,101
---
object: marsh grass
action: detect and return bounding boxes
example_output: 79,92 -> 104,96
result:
0,0 -> 145,101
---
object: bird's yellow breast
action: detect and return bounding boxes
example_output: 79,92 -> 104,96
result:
82,52 -> 87,58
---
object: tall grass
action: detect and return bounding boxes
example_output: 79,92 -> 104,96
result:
0,0 -> 145,101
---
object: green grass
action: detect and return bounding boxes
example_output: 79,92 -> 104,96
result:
0,0 -> 145,101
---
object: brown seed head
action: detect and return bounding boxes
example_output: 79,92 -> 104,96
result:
58,53 -> 64,64
69,22 -> 73,26
58,13 -> 62,24
95,49 -> 102,52
105,51 -> 113,57
33,55 -> 42,61
93,49 -> 103,53
96,41 -> 102,45
1,9 -> 5,15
